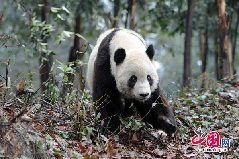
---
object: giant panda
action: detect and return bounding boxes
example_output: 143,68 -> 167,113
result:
87,28 -> 176,134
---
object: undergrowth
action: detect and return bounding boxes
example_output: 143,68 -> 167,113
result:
0,71 -> 238,158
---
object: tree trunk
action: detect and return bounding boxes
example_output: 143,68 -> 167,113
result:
201,5 -> 209,88
202,8 -> 209,74
113,0 -> 120,27
199,32 -> 205,62
63,4 -> 84,94
39,0 -> 53,91
214,33 -> 219,80
216,0 -> 233,80
228,1 -> 234,42
199,32 -> 206,88
183,0 -> 194,88
125,0 -> 136,30
69,16 -> 81,64
124,0 -> 129,28
232,12 -> 239,74
68,14 -> 81,78
129,0 -> 136,30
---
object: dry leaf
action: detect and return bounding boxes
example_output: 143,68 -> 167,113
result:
83,154 -> 99,159
34,123 -> 45,132
21,114 -> 32,122
153,148 -> 164,156
132,132 -> 138,142
79,143 -> 86,153
144,140 -> 152,147
106,141 -> 117,157
0,83 -> 7,93
16,79 -> 26,95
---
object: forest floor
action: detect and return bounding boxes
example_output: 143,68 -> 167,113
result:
0,78 -> 238,159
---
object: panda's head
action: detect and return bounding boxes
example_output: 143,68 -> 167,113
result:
113,45 -> 159,102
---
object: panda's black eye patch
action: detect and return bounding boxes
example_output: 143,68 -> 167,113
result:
114,48 -> 126,65
128,75 -> 137,88
147,75 -> 153,86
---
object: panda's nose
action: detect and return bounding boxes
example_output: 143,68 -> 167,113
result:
139,93 -> 149,97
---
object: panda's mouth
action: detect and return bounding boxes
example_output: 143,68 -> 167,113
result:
137,96 -> 150,102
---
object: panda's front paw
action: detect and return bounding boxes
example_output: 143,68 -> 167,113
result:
155,115 -> 177,135
161,118 -> 177,134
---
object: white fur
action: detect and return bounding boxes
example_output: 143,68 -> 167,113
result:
109,29 -> 147,78
115,50 -> 158,101
87,28 -> 159,101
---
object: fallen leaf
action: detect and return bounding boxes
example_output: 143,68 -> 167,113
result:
21,114 -> 32,122
234,126 -> 239,132
106,141 -> 118,157
132,132 -> 138,142
144,140 -> 152,147
34,123 -> 45,132
79,143 -> 86,153
84,154 -> 99,159
57,125 -> 68,131
16,79 -> 26,95
153,148 -> 164,156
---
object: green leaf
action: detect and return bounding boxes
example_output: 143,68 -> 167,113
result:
53,148 -> 64,157
38,4 -> 44,7
63,31 -> 73,37
51,7 -> 61,13
61,5 -> 70,14
57,14 -> 65,21
40,42 -> 47,46
47,51 -> 56,56
75,33 -> 88,42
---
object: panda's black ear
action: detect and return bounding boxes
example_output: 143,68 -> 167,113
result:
114,48 -> 126,65
146,44 -> 155,60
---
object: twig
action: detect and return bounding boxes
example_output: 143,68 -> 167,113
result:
0,74 -> 6,80
10,106 -> 27,123
5,59 -> 10,86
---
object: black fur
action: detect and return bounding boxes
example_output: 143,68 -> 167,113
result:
146,44 -> 155,60
133,87 -> 177,134
93,29 -> 122,133
128,75 -> 137,88
121,99 -> 135,118
114,48 -> 126,65
147,75 -> 153,86
93,29 -> 176,134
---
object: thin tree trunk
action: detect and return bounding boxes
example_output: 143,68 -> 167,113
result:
228,2 -> 234,42
232,12 -> 239,74
124,0 -> 130,28
216,0 -> 233,80
228,0 -> 236,46
199,32 -> 205,65
125,0 -> 136,30
199,31 -> 207,88
63,4 -> 84,94
201,5 -> 209,88
129,0 -> 136,30
214,33 -> 219,80
39,0 -> 53,91
183,0 -> 194,88
69,15 -> 81,64
113,0 -> 120,27
202,8 -> 209,74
